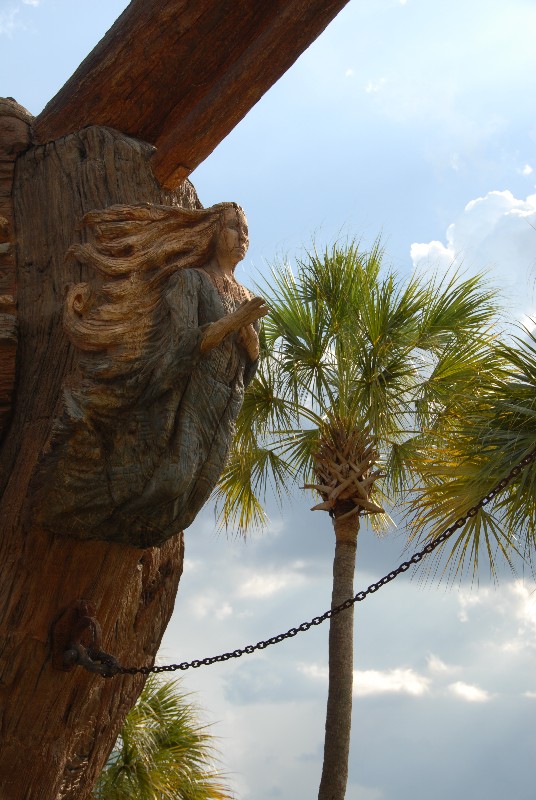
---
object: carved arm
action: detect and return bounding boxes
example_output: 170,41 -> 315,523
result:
200,296 -> 269,356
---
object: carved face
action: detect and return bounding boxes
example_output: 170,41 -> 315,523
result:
215,207 -> 249,268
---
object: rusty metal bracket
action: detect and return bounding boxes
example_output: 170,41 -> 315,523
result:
50,599 -> 119,678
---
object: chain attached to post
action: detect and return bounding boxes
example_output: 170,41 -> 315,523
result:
69,445 -> 536,679
63,644 -> 120,678
51,599 -> 121,678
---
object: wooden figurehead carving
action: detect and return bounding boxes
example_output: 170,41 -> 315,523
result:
0,2 -> 354,795
33,202 -> 268,547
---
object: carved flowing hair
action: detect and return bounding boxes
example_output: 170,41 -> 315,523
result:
64,202 -> 247,362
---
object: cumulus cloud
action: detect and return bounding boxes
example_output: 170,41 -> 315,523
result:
299,663 -> 328,681
508,581 -> 536,646
454,580 -> 536,654
301,664 -> 430,697
354,668 -> 430,697
456,589 -> 489,623
238,570 -> 305,598
188,593 -> 234,620
427,654 -> 458,674
411,189 -> 536,320
449,681 -> 491,702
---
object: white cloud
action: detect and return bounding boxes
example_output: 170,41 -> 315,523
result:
524,691 -> 536,699
427,654 -> 458,674
189,594 -> 221,619
0,7 -> 19,36
510,581 -> 536,643
456,589 -> 488,623
354,668 -> 430,697
345,68 -> 355,78
492,580 -> 536,652
216,601 -> 233,620
291,559 -> 306,570
0,0 -> 40,37
411,189 -> 536,320
453,580 -> 536,654
238,570 -> 305,598
183,557 -> 201,572
187,591 -> 235,620
300,664 -> 430,697
519,164 -> 533,176
449,681 -> 492,703
301,663 -> 328,680
365,78 -> 387,94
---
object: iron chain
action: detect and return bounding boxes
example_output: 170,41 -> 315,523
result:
105,445 -> 536,677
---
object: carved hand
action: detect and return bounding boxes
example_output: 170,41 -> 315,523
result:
200,297 -> 268,354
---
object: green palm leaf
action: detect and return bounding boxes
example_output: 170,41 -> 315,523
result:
92,676 -> 233,800
216,239 -> 514,576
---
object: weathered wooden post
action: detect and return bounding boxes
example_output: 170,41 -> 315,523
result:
0,103 -> 199,798
0,1 -> 351,797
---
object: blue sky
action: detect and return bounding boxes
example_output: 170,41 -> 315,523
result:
2,1 -> 536,798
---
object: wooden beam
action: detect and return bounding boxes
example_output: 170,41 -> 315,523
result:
33,0 -> 351,188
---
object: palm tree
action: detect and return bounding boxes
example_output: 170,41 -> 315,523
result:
92,675 -> 233,800
216,240 -> 505,800
407,323 -> 536,580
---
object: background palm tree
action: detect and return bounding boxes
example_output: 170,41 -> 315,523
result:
408,324 -> 536,580
92,676 -> 233,800
216,240 -> 505,800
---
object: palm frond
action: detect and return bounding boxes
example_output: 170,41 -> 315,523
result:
406,324 -> 536,573
214,435 -> 295,534
215,238 -> 530,578
92,676 -> 233,800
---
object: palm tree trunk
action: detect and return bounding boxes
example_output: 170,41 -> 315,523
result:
318,513 -> 359,800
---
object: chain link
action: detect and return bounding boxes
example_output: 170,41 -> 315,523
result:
105,445 -> 536,677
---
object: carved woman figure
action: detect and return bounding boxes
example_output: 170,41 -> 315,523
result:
35,202 -> 268,547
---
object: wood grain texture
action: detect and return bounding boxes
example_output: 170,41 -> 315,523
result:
33,0 -> 351,187
0,99 -> 33,441
0,122 -> 198,799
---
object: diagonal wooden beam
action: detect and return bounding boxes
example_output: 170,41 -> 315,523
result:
33,0 -> 351,188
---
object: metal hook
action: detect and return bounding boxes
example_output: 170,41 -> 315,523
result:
51,600 -> 120,677
63,643 -> 120,678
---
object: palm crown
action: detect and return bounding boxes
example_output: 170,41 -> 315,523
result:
217,240 -> 504,539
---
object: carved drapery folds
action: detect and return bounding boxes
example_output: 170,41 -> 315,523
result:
33,202 -> 258,548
